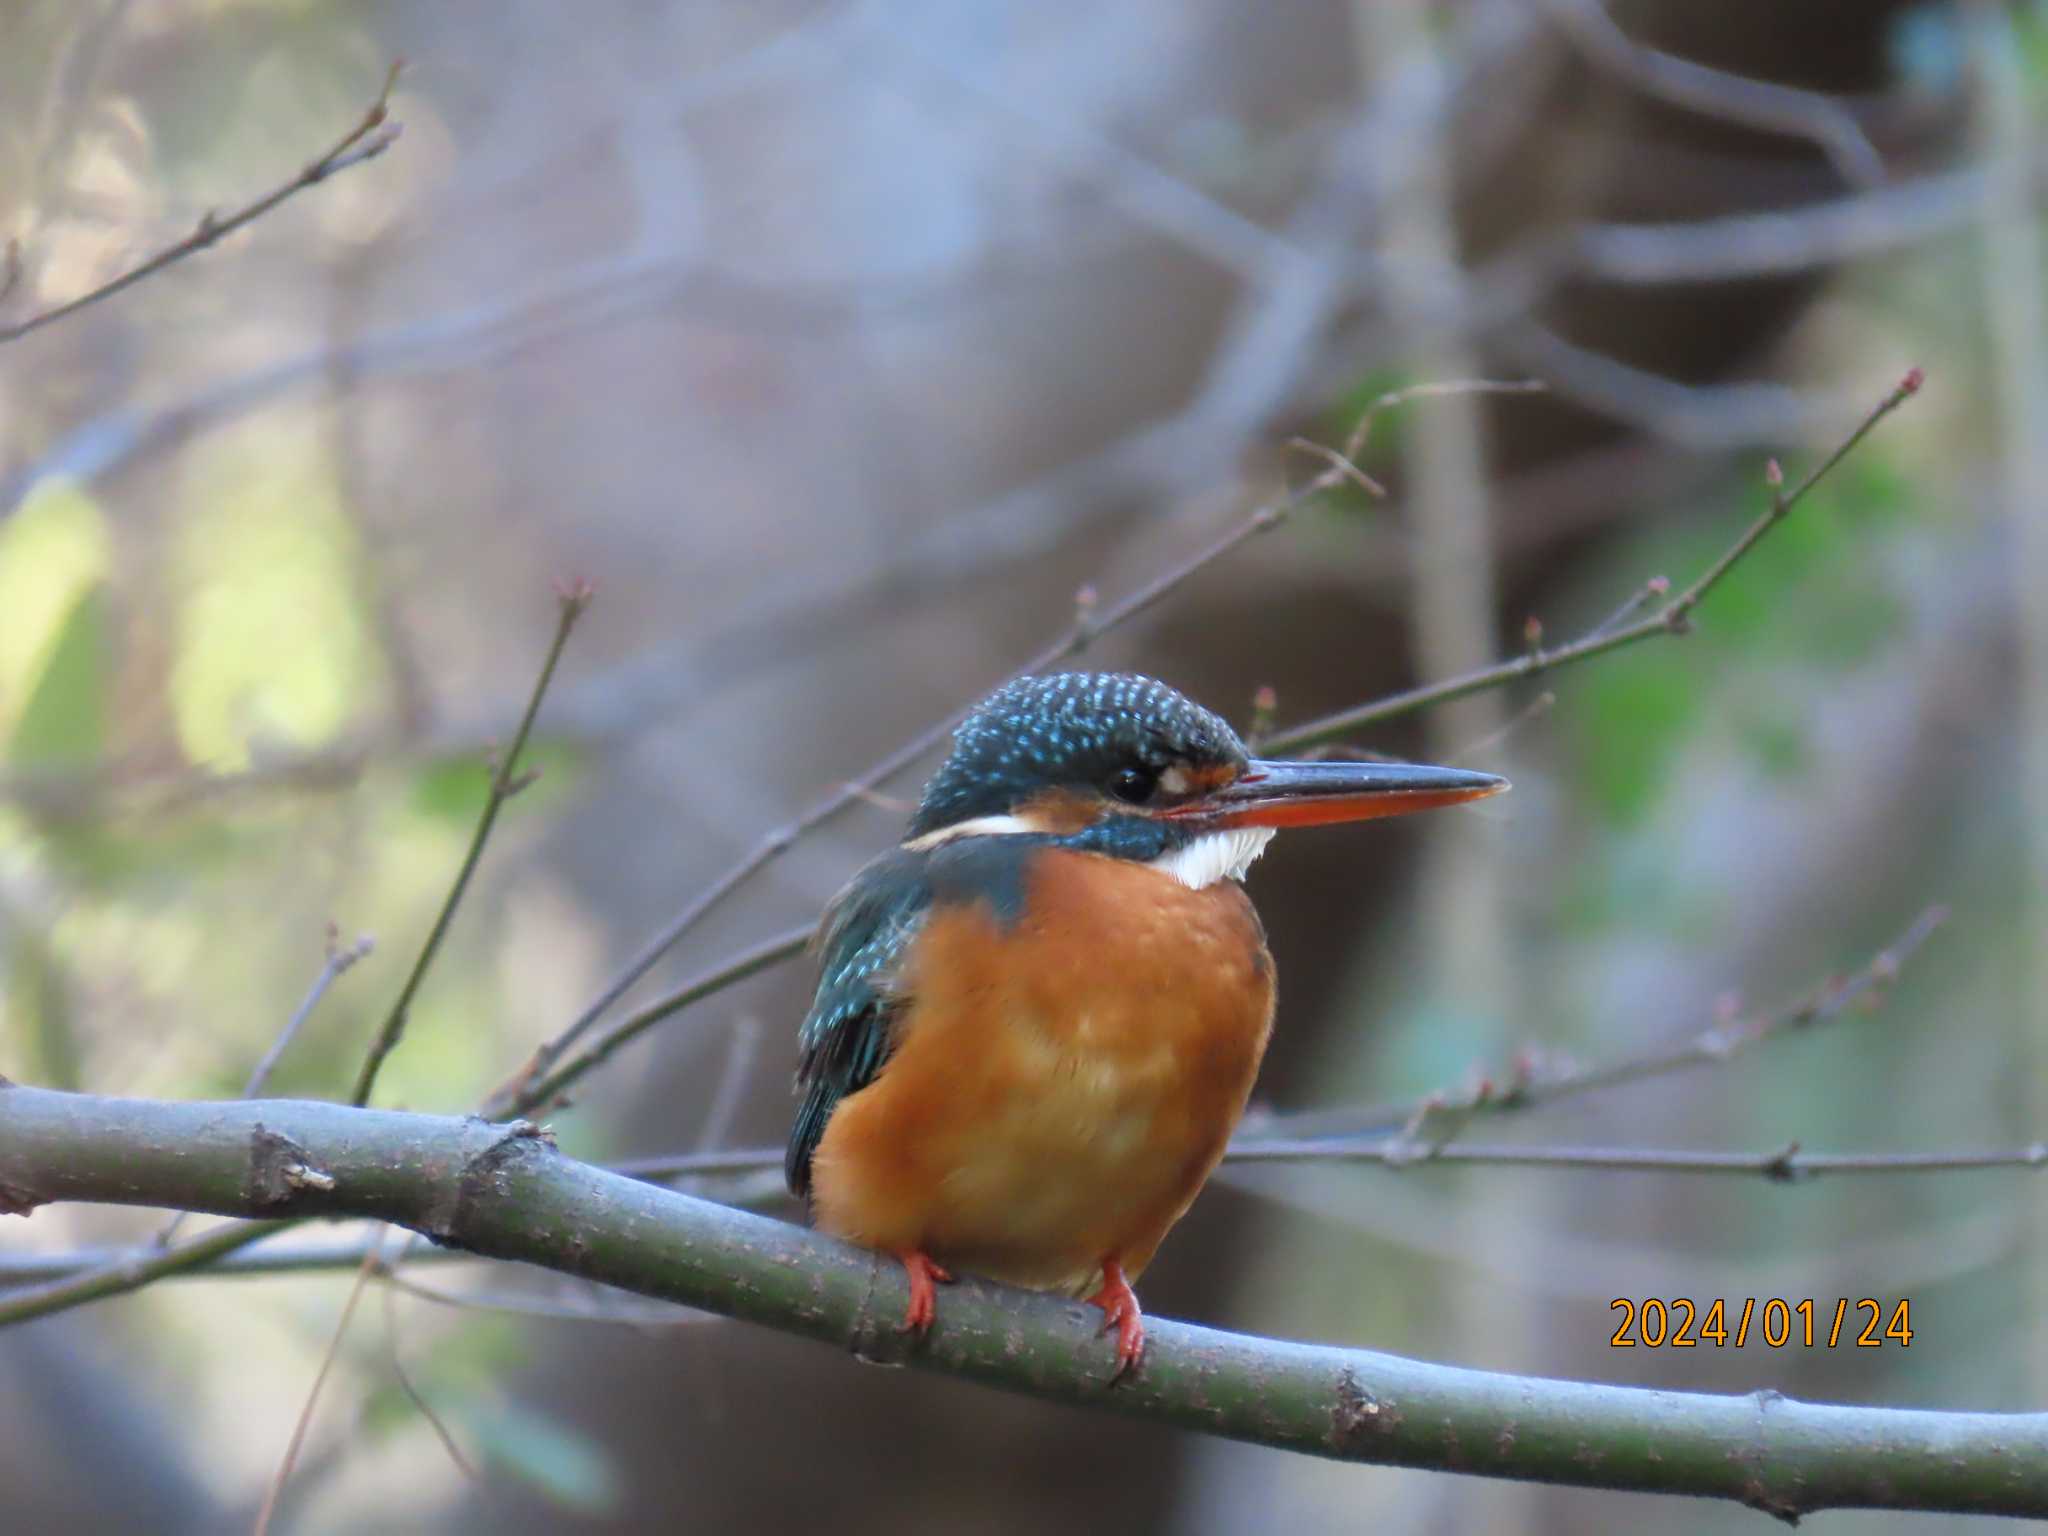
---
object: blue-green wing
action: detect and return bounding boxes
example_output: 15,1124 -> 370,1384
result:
786,850 -> 931,1198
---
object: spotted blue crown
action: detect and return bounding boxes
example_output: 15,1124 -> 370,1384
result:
908,672 -> 1248,838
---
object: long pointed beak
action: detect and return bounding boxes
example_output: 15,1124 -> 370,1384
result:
1163,758 -> 1508,831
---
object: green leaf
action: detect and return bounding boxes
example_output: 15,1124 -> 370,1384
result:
9,584 -> 107,768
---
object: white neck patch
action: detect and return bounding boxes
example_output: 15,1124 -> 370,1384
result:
1147,827 -> 1275,890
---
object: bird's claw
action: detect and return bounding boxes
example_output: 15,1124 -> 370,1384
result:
1085,1259 -> 1145,1381
897,1250 -> 953,1335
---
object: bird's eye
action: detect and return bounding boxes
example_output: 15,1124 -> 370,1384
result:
1107,766 -> 1156,804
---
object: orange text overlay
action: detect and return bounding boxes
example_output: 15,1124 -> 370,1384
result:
1610,1297 -> 1913,1349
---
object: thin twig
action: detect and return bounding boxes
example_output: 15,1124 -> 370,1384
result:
1222,1138 -> 2048,1180
1261,369 -> 1923,753
0,63 -> 404,346
253,1243 -> 382,1536
1265,905 -> 1949,1147
695,1018 -> 761,1153
602,1136 -> 2048,1186
158,927 -> 374,1245
1286,378 -> 1546,500
378,1265 -> 714,1327
251,928 -> 376,1099
379,1270 -> 479,1481
0,1218 -> 287,1327
512,924 -> 810,1114
353,582 -> 591,1107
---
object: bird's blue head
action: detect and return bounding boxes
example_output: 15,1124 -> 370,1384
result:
905,672 -> 1506,883
908,673 -> 1248,841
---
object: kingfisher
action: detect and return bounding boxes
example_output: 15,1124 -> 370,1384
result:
786,672 -> 1505,1376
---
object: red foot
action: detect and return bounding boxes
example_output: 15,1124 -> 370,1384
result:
1085,1258 -> 1145,1380
896,1250 -> 954,1335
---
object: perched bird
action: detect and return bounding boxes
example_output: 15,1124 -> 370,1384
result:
786,672 -> 1505,1374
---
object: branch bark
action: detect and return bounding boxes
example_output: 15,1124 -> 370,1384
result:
3,1085 -> 2043,1521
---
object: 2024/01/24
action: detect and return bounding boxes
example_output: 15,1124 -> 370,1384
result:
1610,1297 -> 1913,1348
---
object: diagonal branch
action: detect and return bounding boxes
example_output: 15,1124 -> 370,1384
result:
352,582 -> 591,1107
1247,905 -> 1948,1147
1260,368 -> 1922,752
1538,0 -> 1884,188
1,1085 -> 2043,1522
1,63 -> 404,346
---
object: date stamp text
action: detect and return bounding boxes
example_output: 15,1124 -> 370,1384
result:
1610,1297 -> 1913,1349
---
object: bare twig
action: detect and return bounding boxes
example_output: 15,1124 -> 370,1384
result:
354,583 -> 591,1107
1267,905 -> 1948,1146
0,1218 -> 287,1327
157,927 -> 375,1245
589,1134 -> 2048,1186
0,63 -> 404,347
510,924 -> 810,1115
695,1018 -> 762,1153
379,1273 -> 479,1481
1224,1138 -> 2048,1180
1287,377 -> 1546,498
253,1244 -> 381,1536
1261,369 -> 1923,753
251,928 -> 376,1099
378,1265 -> 712,1328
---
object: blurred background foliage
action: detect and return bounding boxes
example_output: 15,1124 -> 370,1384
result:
1,1 -> 2044,1532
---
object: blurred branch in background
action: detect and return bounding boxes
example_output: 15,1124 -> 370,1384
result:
1965,0 -> 2048,1412
4,1084 -> 2046,1522
0,63 -> 403,347
1538,0 -> 1886,188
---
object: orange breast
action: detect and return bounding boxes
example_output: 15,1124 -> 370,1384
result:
807,847 -> 1275,1295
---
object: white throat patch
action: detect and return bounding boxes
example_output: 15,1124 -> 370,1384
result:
1147,827 -> 1275,890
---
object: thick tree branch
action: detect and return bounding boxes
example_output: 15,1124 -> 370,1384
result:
2,1086 -> 2044,1521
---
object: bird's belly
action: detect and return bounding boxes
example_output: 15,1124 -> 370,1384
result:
922,1037 -> 1239,1291
808,851 -> 1274,1294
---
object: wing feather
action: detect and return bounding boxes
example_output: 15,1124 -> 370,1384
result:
785,850 -> 930,1197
